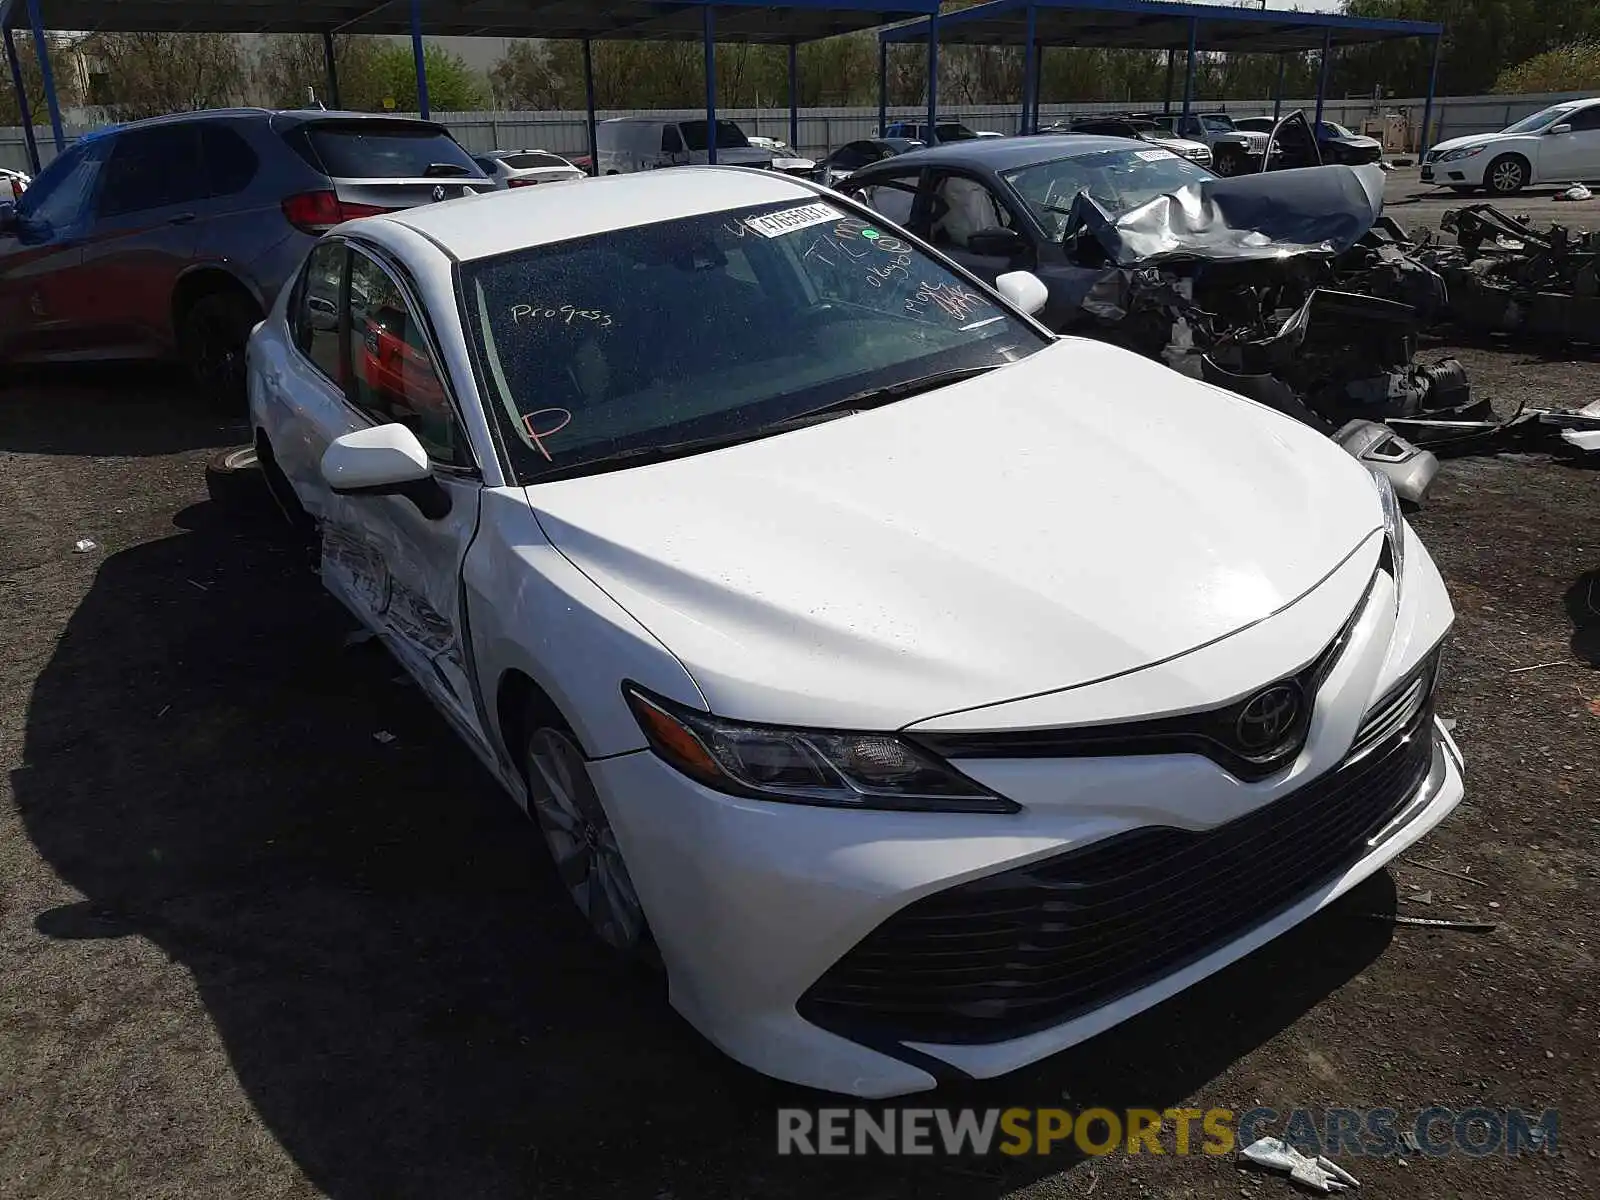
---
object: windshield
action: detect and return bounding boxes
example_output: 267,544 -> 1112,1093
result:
503,151 -> 574,170
461,199 -> 1049,483
298,120 -> 483,179
1201,116 -> 1236,132
1317,121 -> 1355,138
680,120 -> 750,151
1501,105 -> 1579,135
935,123 -> 978,141
1003,148 -> 1217,238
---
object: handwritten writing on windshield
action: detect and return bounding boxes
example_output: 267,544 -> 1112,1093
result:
522,407 -> 572,461
511,303 -> 614,328
904,281 -> 989,321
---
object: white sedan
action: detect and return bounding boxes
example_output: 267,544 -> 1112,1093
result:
471,148 -> 585,189
1424,97 -> 1600,194
247,167 -> 1465,1097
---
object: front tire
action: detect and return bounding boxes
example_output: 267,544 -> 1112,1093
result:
180,291 -> 263,412
1484,154 -> 1529,196
523,724 -> 654,959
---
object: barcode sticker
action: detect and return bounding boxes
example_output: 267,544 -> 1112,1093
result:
743,202 -> 842,238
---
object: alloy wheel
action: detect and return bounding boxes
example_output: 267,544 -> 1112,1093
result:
1488,158 -> 1526,195
525,727 -> 645,952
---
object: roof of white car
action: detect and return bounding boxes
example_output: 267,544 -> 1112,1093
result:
370,167 -> 817,262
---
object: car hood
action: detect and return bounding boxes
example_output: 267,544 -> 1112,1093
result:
1429,132 -> 1510,156
527,340 -> 1381,730
1147,134 -> 1209,153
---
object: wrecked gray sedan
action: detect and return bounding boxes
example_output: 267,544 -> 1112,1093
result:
838,133 -> 1476,500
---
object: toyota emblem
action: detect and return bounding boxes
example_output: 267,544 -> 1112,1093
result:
431,184 -> 447,202
1235,683 -> 1303,753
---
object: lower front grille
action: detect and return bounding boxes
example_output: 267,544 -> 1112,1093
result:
800,703 -> 1437,1046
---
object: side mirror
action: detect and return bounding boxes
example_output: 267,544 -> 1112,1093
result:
967,226 -> 1026,258
1548,123 -> 1573,136
320,424 -> 450,519
995,269 -> 1049,317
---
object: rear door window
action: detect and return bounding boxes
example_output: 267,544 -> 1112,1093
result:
202,126 -> 259,197
292,239 -> 347,385
293,121 -> 482,180
96,125 -> 208,217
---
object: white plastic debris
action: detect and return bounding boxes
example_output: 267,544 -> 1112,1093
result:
1557,182 -> 1592,201
1239,1137 -> 1360,1194
73,538 -> 97,553
1561,427 -> 1600,452
372,730 -> 397,745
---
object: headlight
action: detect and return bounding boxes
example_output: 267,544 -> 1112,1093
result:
1368,467 -> 1406,595
623,684 -> 1018,813
1439,145 -> 1486,162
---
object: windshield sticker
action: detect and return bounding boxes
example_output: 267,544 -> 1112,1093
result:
511,303 -> 613,328
1135,148 -> 1174,161
835,217 -> 912,254
521,407 -> 572,461
743,202 -> 842,238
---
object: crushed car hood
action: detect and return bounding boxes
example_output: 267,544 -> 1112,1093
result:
527,340 -> 1382,731
1071,162 -> 1387,266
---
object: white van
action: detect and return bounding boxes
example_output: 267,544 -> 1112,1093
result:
594,117 -> 775,174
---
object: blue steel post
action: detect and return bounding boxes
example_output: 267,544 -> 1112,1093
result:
703,6 -> 717,165
1021,3 -> 1036,135
323,30 -> 341,108
1273,52 -> 1284,120
1180,17 -> 1196,118
25,0 -> 62,152
925,10 -> 938,137
1418,33 -> 1441,157
3,25 -> 40,173
1162,47 -> 1175,114
409,0 -> 429,118
788,41 -> 798,150
1314,27 -> 1330,128
877,38 -> 887,134
1030,42 -> 1042,133
583,38 -> 597,171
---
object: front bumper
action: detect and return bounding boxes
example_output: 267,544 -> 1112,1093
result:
591,538 -> 1462,1096
1422,154 -> 1485,185
593,717 -> 1463,1096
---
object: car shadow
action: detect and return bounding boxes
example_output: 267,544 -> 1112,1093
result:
0,363 -> 245,456
1564,569 -> 1600,668
15,496 -> 1399,1199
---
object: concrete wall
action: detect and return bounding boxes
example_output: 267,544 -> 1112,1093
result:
2,91 -> 1592,174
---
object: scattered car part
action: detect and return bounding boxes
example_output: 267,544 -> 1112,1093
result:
1238,1137 -> 1360,1194
1334,419 -> 1439,506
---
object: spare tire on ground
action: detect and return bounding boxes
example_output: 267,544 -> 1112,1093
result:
204,445 -> 271,510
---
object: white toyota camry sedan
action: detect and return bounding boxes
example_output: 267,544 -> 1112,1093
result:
247,166 -> 1465,1098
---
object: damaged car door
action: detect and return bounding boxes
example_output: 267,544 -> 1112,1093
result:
337,245 -> 488,743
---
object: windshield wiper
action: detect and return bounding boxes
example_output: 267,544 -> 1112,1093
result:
422,162 -> 473,177
797,364 -> 1003,417
528,410 -> 860,483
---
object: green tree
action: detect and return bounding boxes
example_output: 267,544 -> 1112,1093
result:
370,42 -> 487,112
78,32 -> 245,120
254,33 -> 387,110
1495,41 -> 1600,92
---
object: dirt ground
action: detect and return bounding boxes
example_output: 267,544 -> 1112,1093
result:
1380,164 -> 1598,237
2,329 -> 1598,1199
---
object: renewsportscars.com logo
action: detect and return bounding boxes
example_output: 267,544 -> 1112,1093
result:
776,1106 -> 1560,1158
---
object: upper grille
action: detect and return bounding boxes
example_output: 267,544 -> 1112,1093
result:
800,669 -> 1439,1047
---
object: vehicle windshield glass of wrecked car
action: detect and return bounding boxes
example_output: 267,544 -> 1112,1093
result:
1499,104 -> 1581,136
1003,149 -> 1218,239
462,200 -> 1051,483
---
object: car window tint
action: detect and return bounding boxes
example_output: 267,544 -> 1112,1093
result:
461,199 -> 1051,484
202,126 -> 259,196
14,139 -> 105,233
298,121 -> 481,179
503,152 -> 571,169
294,240 -> 346,384
346,249 -> 468,466
1567,106 -> 1600,132
661,126 -> 684,154
96,125 -> 207,217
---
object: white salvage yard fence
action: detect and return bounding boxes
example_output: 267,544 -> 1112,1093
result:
1,91 -> 1591,173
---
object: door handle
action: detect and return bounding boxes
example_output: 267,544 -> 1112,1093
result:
167,212 -> 196,225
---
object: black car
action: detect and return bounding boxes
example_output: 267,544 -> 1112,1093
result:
834,133 -> 1221,330
1314,121 -> 1385,166
816,137 -> 924,185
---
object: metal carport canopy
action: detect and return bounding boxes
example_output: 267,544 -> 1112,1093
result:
877,0 -> 1443,153
1,0 -> 938,170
